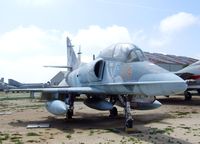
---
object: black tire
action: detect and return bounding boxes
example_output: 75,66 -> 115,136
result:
66,110 -> 73,119
126,119 -> 133,128
184,91 -> 192,101
109,107 -> 118,117
197,89 -> 200,95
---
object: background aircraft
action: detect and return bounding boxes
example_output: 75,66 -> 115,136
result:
175,61 -> 200,100
9,37 -> 187,129
0,78 -> 16,91
8,79 -> 51,89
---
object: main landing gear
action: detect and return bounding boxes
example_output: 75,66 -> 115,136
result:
124,96 -> 133,130
118,95 -> 134,130
65,94 -> 74,119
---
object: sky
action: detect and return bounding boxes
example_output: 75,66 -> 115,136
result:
0,0 -> 200,83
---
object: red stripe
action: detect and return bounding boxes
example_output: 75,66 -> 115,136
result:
190,75 -> 200,80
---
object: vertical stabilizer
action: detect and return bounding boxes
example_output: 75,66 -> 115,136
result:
0,78 -> 4,83
66,37 -> 79,71
8,79 -> 22,87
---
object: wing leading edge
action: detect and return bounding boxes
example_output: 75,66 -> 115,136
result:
8,80 -> 185,95
8,87 -> 106,94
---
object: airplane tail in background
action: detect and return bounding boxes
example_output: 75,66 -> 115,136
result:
8,79 -> 22,87
66,37 -> 79,71
0,78 -> 4,83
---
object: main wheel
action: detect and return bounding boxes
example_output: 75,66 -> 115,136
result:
197,89 -> 200,95
184,91 -> 192,101
66,109 -> 73,119
125,118 -> 133,128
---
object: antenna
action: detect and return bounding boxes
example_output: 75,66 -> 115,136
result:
77,45 -> 82,63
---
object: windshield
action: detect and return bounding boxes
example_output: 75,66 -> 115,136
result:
98,43 -> 146,62
127,50 -> 139,62
126,49 -> 146,62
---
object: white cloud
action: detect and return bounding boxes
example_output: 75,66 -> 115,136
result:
0,25 -> 67,82
131,30 -> 147,44
0,25 -> 64,58
73,25 -> 132,57
147,12 -> 200,51
0,26 -> 45,53
159,12 -> 199,33
0,55 -> 66,83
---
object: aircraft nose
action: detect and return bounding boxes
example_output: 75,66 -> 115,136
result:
139,73 -> 187,96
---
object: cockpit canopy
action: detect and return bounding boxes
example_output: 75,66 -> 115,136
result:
98,43 -> 146,62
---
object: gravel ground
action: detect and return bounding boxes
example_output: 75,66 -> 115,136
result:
0,93 -> 200,144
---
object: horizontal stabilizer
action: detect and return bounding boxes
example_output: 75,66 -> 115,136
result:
44,65 -> 72,69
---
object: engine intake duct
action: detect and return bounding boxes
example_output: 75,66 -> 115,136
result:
78,58 -> 105,83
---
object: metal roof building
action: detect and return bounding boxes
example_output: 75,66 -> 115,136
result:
50,71 -> 67,86
144,52 -> 198,71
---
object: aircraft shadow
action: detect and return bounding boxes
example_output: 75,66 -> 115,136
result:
9,112 -> 191,144
156,96 -> 200,106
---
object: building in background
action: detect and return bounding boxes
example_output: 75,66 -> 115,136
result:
50,71 -> 67,86
145,52 -> 197,72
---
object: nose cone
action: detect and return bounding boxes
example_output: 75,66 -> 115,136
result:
139,73 -> 187,96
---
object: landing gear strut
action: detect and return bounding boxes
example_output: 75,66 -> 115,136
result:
124,96 -> 133,130
65,94 -> 75,119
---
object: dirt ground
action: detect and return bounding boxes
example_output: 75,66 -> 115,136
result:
0,93 -> 200,144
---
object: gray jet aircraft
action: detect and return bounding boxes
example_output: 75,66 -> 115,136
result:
8,79 -> 51,89
0,78 -> 16,91
176,61 -> 200,100
9,37 -> 187,129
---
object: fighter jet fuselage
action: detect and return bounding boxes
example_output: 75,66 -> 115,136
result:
67,44 -> 186,97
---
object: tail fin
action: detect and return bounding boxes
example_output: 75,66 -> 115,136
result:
8,79 -> 22,87
0,78 -> 4,83
66,37 -> 79,71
